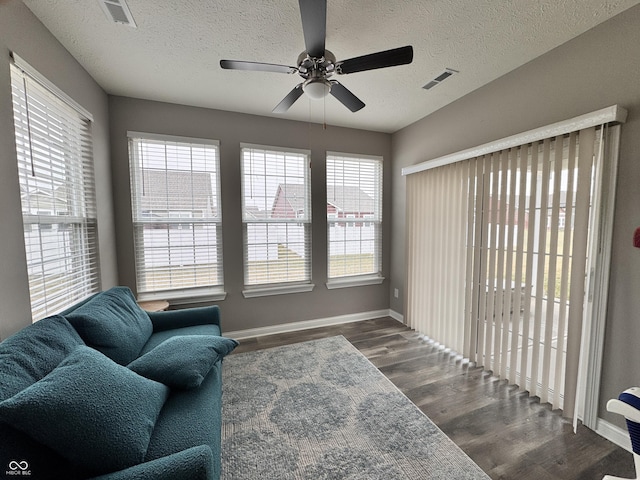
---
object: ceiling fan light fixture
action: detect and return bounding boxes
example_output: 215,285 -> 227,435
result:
303,79 -> 331,99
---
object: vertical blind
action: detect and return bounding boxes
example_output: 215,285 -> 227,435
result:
129,134 -> 223,298
406,160 -> 470,354
326,153 -> 383,280
10,62 -> 100,321
406,126 -> 599,415
241,145 -> 311,287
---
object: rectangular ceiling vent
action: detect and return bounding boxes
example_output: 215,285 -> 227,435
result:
423,68 -> 458,90
98,0 -> 137,28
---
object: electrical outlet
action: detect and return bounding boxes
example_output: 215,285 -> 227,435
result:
394,288 -> 399,298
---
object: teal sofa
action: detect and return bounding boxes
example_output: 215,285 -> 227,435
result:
0,286 -> 237,480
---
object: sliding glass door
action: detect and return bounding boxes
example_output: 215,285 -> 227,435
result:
405,115 -> 621,421
467,129 -> 595,411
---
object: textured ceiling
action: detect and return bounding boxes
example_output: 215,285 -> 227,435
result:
23,0 -> 640,133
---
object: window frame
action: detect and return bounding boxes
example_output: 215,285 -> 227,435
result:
10,56 -> 101,321
240,143 -> 314,298
326,152 -> 384,289
128,132 -> 225,303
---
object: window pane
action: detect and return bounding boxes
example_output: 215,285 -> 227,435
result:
129,136 -> 223,295
11,64 -> 100,321
241,146 -> 311,286
244,223 -> 309,285
327,153 -> 383,279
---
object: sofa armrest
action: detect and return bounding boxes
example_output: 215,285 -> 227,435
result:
148,305 -> 221,333
88,445 -> 215,480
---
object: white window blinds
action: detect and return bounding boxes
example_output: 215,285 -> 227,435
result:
10,62 -> 100,321
326,153 -> 383,280
241,145 -> 311,288
128,134 -> 223,299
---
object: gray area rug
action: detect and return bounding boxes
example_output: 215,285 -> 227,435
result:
221,336 -> 489,479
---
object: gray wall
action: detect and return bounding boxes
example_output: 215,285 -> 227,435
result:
390,4 -> 640,427
108,96 -> 392,332
0,0 -> 117,340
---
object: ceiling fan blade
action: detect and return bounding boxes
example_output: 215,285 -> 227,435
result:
298,0 -> 326,58
273,84 -> 304,113
329,81 -> 365,112
220,60 -> 297,74
336,45 -> 414,75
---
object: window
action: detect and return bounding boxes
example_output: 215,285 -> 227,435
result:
326,153 -> 383,287
10,58 -> 100,321
241,144 -> 312,296
128,133 -> 223,301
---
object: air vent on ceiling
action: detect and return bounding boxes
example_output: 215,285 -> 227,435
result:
98,0 -> 137,28
423,68 -> 458,90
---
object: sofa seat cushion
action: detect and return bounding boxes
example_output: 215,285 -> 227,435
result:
0,346 -> 169,475
65,286 -> 153,365
128,335 -> 238,390
145,361 -> 223,479
0,315 -> 84,400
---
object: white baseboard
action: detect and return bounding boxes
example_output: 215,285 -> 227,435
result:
389,309 -> 404,323
596,417 -> 632,453
225,309 -> 394,340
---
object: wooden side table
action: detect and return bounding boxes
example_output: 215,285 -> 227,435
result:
137,300 -> 169,312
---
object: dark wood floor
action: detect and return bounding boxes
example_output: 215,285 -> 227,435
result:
232,316 -> 635,480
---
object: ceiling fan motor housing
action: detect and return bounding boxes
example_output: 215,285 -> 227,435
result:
297,50 -> 335,76
298,50 -> 336,99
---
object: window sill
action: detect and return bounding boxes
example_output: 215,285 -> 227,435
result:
137,287 -> 227,305
242,283 -> 315,298
326,275 -> 385,290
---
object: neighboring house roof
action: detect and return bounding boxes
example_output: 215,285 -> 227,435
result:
271,184 -> 308,217
244,205 -> 269,220
20,185 -> 68,214
139,169 -> 214,214
270,183 -> 375,218
327,185 -> 374,214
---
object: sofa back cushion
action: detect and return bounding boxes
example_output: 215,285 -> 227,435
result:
65,286 -> 153,365
0,315 -> 88,479
0,315 -> 84,401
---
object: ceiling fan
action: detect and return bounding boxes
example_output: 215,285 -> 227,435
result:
220,0 -> 413,113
